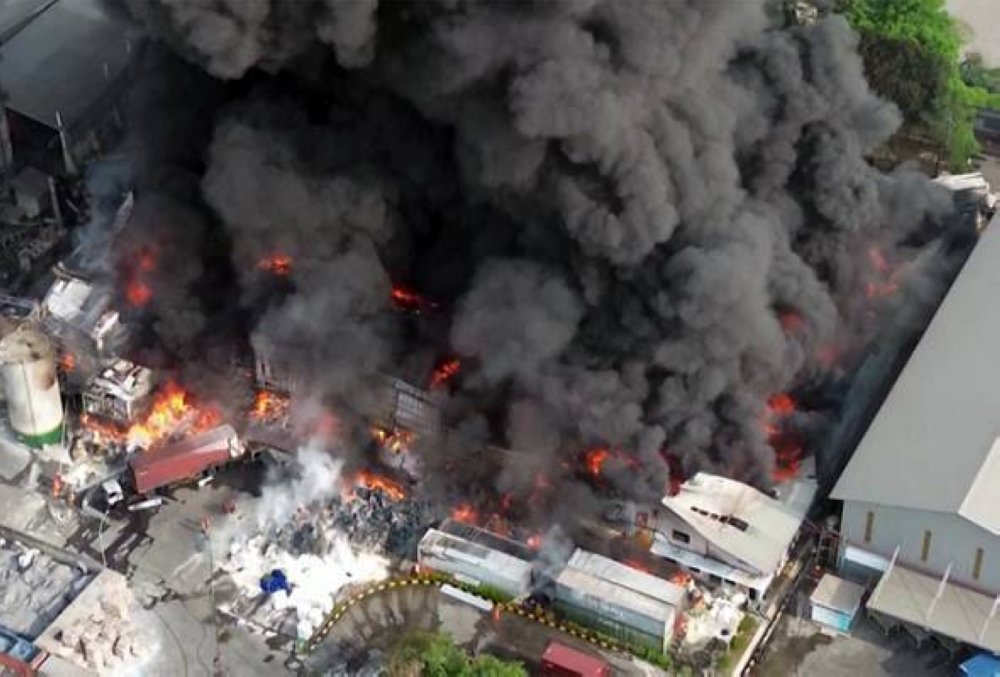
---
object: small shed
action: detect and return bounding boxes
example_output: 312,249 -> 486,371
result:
810,573 -> 865,633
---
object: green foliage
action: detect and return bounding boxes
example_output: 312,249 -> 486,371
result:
473,584 -> 513,605
388,632 -> 527,677
960,53 -> 1000,94
838,0 -> 1000,169
717,615 -> 760,673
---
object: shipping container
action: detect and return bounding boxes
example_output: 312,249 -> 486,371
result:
540,641 -> 610,677
129,425 -> 243,494
554,567 -> 673,651
418,528 -> 532,598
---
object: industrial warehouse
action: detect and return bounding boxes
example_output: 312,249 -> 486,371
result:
0,0 -> 999,676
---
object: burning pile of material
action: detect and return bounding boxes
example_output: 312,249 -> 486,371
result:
218,446 -> 417,638
81,380 -> 222,450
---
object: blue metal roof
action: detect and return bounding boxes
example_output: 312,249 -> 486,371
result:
961,653 -> 1000,677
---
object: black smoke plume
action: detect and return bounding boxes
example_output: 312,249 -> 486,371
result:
111,0 -> 960,513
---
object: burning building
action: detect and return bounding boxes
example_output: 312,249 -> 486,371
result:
82,359 -> 155,426
85,1 -> 986,574
647,468 -> 816,601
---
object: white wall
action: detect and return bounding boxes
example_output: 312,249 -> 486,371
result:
842,500 -> 1000,593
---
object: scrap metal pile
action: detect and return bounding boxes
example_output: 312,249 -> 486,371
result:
275,485 -> 429,560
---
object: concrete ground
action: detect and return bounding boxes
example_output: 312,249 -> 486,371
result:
306,584 -> 661,676
755,599 -> 955,677
0,448 -> 285,677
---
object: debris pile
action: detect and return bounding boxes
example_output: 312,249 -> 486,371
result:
45,582 -> 148,672
220,530 -> 389,640
0,538 -> 89,639
331,487 -> 428,556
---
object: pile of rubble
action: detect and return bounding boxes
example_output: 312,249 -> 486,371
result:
0,538 -> 89,638
329,487 -> 428,557
260,486 -> 427,559
44,581 -> 148,672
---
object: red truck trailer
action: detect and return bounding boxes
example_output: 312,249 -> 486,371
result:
129,424 -> 244,494
541,641 -> 611,677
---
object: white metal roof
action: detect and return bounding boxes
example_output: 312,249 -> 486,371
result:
832,214 -> 1000,533
868,564 -> 1000,654
661,471 -> 815,576
567,548 -> 685,607
418,528 -> 533,579
809,573 -> 865,614
555,566 -> 675,626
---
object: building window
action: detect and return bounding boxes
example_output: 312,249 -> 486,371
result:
672,529 -> 690,544
863,511 -> 874,543
921,530 -> 932,562
974,548 -> 985,581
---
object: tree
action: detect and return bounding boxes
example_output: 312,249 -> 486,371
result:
388,632 -> 527,677
838,0 -> 1000,168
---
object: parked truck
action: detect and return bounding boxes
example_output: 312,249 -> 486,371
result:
128,424 -> 244,494
540,641 -> 610,677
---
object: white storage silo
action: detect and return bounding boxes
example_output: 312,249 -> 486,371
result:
0,324 -> 63,447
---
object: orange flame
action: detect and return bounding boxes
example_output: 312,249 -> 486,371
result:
584,447 -> 611,477
126,280 -> 152,308
451,502 -> 478,524
59,352 -> 76,373
356,470 -> 406,501
527,534 -> 542,550
390,285 -> 437,313
103,381 -> 222,449
429,358 -> 461,389
51,474 -> 62,498
258,253 -> 293,276
250,389 -> 290,422
371,425 -> 415,454
767,393 -> 795,416
670,570 -> 693,586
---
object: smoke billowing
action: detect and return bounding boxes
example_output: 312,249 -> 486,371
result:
110,0 -> 961,513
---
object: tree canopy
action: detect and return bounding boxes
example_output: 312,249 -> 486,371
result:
839,0 -> 1000,168
388,632 -> 528,677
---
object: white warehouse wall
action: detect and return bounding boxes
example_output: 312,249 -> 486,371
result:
842,500 -> 1000,593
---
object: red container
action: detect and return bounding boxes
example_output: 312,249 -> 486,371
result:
541,641 -> 611,677
129,425 -> 240,494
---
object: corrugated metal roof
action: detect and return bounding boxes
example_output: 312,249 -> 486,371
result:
661,471 -> 815,575
0,0 -> 132,128
418,528 -> 533,577
809,573 -> 865,614
867,564 -> 1000,654
555,567 -> 674,626
833,214 -> 1000,532
567,549 -> 685,607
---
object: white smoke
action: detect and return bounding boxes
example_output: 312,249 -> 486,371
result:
255,443 -> 346,529
218,443 -> 389,639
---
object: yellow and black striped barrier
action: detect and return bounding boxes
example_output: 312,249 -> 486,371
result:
302,574 -> 624,658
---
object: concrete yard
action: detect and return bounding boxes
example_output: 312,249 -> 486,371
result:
755,605 -> 954,676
